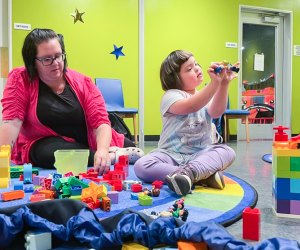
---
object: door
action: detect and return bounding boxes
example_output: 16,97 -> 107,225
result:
238,8 -> 292,140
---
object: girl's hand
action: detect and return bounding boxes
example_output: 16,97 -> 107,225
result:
222,62 -> 240,84
94,147 -> 111,175
208,61 -> 239,84
207,62 -> 226,84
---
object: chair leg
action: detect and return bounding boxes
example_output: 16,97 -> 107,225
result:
224,115 -> 228,143
133,114 -> 138,145
245,115 -> 250,143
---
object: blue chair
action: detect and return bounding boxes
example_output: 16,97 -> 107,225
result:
95,78 -> 138,144
223,100 -> 250,143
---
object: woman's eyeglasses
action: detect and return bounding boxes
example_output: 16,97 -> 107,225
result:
35,53 -> 66,66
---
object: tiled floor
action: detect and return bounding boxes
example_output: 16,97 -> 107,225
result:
143,140 -> 300,243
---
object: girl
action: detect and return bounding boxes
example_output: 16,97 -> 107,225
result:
134,50 -> 236,196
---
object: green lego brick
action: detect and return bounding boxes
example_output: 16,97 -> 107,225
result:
290,157 -> 300,171
68,176 -> 89,188
276,171 -> 291,178
138,194 -> 153,206
290,171 -> 300,178
273,156 -> 290,173
69,195 -> 82,200
10,165 -> 39,178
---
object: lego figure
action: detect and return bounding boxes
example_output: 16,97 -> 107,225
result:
143,185 -> 160,197
214,60 -> 240,74
168,198 -> 189,221
149,198 -> 189,222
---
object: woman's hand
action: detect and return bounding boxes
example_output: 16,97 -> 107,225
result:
94,146 -> 111,176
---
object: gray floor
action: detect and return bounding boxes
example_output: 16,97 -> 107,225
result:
143,140 -> 300,244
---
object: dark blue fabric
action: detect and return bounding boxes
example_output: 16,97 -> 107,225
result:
1,206 -> 300,249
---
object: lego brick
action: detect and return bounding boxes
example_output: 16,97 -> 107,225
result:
70,185 -> 82,196
10,166 -> 39,178
1,190 -> 25,201
69,195 -> 82,200
23,163 -> 33,184
122,242 -> 148,250
25,231 -> 52,250
0,177 -> 9,188
24,184 -> 34,193
68,176 -> 89,188
290,171 -> 300,178
30,194 -> 46,202
274,155 -> 290,172
242,207 -> 260,241
290,179 -> 300,193
272,147 -> 300,157
13,180 -> 24,190
178,241 -> 208,250
290,200 -> 300,215
33,176 -> 46,186
101,196 -> 111,211
107,191 -> 119,204
290,157 -> 300,171
274,178 -> 300,200
138,194 -> 153,206
276,199 -> 291,214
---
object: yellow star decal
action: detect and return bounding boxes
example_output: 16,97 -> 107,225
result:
70,8 -> 85,24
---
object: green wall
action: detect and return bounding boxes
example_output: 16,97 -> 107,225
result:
11,0 -> 138,131
11,0 -> 300,136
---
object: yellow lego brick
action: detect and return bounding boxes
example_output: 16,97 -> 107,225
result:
0,144 -> 11,153
272,147 -> 300,157
122,242 -> 148,250
0,177 -> 9,188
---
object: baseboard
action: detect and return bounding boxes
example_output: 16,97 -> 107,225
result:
229,135 -> 237,141
144,135 -> 160,141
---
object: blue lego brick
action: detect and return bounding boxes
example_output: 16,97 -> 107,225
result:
13,180 -> 23,190
23,163 -> 33,184
273,178 -> 300,200
70,185 -> 82,196
290,178 -> 300,193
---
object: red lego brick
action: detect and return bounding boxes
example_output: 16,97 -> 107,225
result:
243,207 -> 260,241
273,126 -> 289,142
131,183 -> 143,192
119,155 -> 129,166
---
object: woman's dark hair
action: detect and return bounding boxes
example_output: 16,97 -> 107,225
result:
160,50 -> 193,91
22,28 -> 68,81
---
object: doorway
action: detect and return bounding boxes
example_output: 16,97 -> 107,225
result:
238,6 -> 292,140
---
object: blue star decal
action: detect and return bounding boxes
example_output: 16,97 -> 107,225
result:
110,44 -> 125,60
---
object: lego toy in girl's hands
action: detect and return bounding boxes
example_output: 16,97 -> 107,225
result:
214,60 -> 240,74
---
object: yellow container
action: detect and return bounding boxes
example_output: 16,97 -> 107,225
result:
54,149 -> 89,175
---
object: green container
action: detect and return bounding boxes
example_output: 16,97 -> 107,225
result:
54,149 -> 89,175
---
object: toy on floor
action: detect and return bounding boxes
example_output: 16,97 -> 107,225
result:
0,145 -> 11,188
242,207 -> 260,241
214,60 -> 240,74
149,198 -> 189,222
24,230 -> 52,250
272,126 -> 300,217
143,185 -> 160,197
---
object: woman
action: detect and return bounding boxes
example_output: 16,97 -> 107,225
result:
0,28 -> 143,175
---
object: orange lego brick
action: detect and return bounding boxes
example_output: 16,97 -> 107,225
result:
1,190 -> 25,201
178,241 -> 208,250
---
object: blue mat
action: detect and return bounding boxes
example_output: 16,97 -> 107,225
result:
262,154 -> 272,163
0,166 -> 257,227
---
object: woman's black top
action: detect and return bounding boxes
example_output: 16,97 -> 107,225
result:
36,80 -> 89,146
